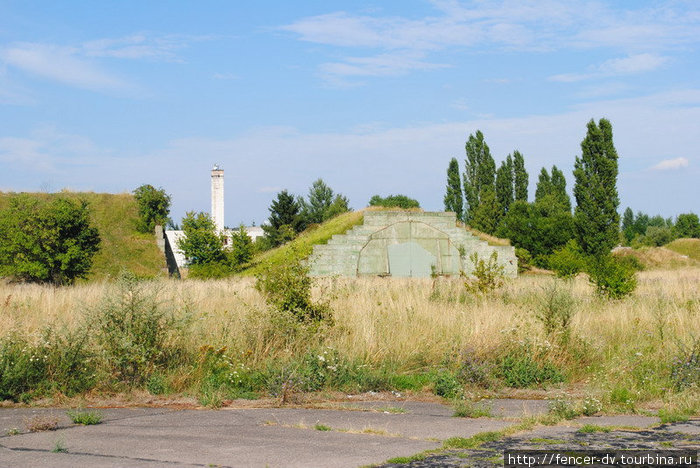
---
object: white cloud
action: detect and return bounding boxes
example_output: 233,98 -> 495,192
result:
1,43 -> 131,91
650,157 -> 689,171
549,53 -> 668,82
281,1 -> 699,83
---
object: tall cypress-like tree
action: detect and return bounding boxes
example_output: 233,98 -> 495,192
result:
495,154 -> 514,220
513,150 -> 528,202
535,168 -> 552,203
262,190 -> 304,247
573,118 -> 620,256
463,130 -> 496,223
621,207 -> 635,244
444,157 -> 463,221
550,165 -> 571,212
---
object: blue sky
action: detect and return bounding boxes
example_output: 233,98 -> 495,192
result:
1,0 -> 698,226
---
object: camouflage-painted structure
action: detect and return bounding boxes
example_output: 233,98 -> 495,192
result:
309,211 -> 517,278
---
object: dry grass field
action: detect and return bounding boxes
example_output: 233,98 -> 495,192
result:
1,267 -> 698,415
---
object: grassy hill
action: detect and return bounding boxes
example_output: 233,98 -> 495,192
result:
241,210 -> 365,276
0,191 -> 165,280
665,238 -> 700,261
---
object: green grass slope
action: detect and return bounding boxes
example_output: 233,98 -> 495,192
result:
241,210 -> 364,276
0,191 -> 165,280
665,238 -> 700,261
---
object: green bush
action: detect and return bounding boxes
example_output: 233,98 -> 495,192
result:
133,184 -> 171,233
548,240 -> 586,279
615,255 -> 645,271
586,255 -> 637,299
463,252 -> 505,294
433,370 -> 463,399
497,347 -> 564,388
0,195 -> 101,285
187,261 -> 232,279
67,410 -> 102,425
255,252 -> 332,323
93,272 -> 191,385
368,194 -> 420,209
514,248 -> 532,273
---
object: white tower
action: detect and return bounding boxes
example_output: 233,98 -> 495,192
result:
211,165 -> 224,232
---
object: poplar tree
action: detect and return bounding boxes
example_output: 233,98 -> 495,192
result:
535,168 -> 552,203
513,150 -> 528,202
573,118 -> 620,256
550,166 -> 571,212
444,157 -> 463,221
495,155 -> 514,220
463,130 -> 496,223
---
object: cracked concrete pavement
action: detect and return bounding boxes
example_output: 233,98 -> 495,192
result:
0,400 -> 695,468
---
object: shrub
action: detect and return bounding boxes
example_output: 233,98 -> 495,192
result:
548,239 -> 586,279
644,226 -> 676,246
368,194 -> 420,209
615,254 -> 645,271
548,398 -> 578,420
92,272 -> 191,385
534,282 -> 575,341
0,195 -> 101,285
463,252 -> 504,294
581,396 -> 603,416
433,370 -> 463,399
188,261 -> 232,279
457,347 -> 497,388
586,254 -> 637,299
497,346 -> 564,388
255,252 -> 332,323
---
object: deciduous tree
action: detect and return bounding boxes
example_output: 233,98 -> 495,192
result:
444,157 -> 463,220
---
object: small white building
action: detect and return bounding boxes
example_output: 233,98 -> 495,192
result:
164,166 -> 264,270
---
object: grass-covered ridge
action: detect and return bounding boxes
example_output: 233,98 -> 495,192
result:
665,238 -> 700,262
0,191 -> 165,280
241,210 -> 364,276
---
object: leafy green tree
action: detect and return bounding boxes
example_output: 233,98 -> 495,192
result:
326,194 -> 350,219
229,225 -> 253,267
305,179 -> 334,224
0,195 -> 101,285
573,118 -> 620,256
675,213 -> 700,238
262,190 -> 304,247
550,166 -> 571,212
133,184 -> 171,233
513,150 -> 528,202
495,154 -> 514,221
444,157 -> 464,220
177,212 -> 227,266
621,207 -> 635,244
368,194 -> 420,209
534,167 -> 552,203
470,186 -> 500,234
463,130 -> 496,223
302,179 -> 350,224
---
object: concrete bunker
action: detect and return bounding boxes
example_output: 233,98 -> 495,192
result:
309,211 -> 517,278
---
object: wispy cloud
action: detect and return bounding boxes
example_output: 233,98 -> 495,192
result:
281,1 -> 699,84
1,33 -> 209,93
550,53 -> 668,82
650,157 -> 689,171
1,43 -> 131,91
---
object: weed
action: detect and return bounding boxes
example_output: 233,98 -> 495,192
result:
376,407 -> 406,414
453,400 -> 493,418
457,346 -> 497,388
498,346 -> 564,388
534,282 -> 575,342
577,424 -> 611,433
5,427 -> 20,436
433,370 -> 463,399
609,386 -> 636,410
52,438 -> 68,453
530,438 -> 566,445
671,337 -> 700,390
386,453 -> 428,464
581,396 -> 603,416
146,373 -> 168,395
314,423 -> 331,431
443,431 -> 503,449
92,271 -> 191,385
67,410 -> 102,425
658,408 -> 690,424
25,415 -> 58,432
548,398 -> 579,420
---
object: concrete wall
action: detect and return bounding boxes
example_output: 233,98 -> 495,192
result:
309,211 -> 517,278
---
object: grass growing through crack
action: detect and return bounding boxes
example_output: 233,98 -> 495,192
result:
314,423 -> 331,431
577,424 -> 612,433
67,410 -> 103,425
453,400 -> 493,418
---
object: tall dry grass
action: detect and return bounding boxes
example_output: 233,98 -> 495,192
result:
2,269 -> 697,375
